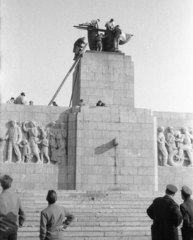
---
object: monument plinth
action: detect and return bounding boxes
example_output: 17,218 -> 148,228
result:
1,51 -> 193,191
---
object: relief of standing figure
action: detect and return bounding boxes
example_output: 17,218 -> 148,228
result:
19,139 -> 32,163
157,126 -> 169,167
0,120 -> 22,163
39,134 -> 50,164
23,121 -> 42,164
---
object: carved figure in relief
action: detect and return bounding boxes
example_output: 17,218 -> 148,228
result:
59,122 -> 67,139
46,122 -> 57,163
56,133 -> 66,164
0,120 -> 22,163
166,127 -> 184,166
180,128 -> 193,167
19,139 -> 32,163
157,126 -> 169,167
23,121 -> 42,164
40,134 -> 50,164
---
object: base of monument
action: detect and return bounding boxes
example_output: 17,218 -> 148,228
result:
0,162 -> 69,190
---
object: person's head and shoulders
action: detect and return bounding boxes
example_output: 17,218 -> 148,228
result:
78,99 -> 85,107
29,101 -> 33,105
6,97 -> 15,104
52,101 -> 58,107
43,190 -> 58,211
153,184 -> 178,205
14,92 -> 26,104
181,185 -> 193,205
0,175 -> 13,195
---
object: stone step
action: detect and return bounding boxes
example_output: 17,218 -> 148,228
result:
24,212 -> 148,217
17,237 -> 152,240
25,216 -> 150,223
23,220 -> 151,227
18,228 -> 151,235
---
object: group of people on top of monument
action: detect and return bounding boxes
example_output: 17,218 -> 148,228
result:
0,175 -> 75,240
73,18 -> 122,60
6,92 -> 58,106
147,184 -> 193,240
6,92 -> 33,105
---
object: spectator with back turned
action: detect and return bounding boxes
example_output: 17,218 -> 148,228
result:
40,190 -> 75,240
180,186 -> 193,240
0,175 -> 26,240
14,92 -> 26,104
147,184 -> 182,240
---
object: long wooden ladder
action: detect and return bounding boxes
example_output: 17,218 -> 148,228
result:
48,44 -> 87,106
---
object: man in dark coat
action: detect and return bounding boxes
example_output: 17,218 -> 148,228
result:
73,37 -> 86,60
147,184 -> 182,240
180,186 -> 193,240
113,25 -> 122,51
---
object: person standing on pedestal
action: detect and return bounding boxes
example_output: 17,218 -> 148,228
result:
180,186 -> 193,240
113,25 -> 122,51
0,175 -> 26,240
105,18 -> 115,30
147,184 -> 182,240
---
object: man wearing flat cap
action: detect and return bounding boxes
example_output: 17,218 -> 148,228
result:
147,184 -> 182,240
180,186 -> 193,240
14,92 -> 26,104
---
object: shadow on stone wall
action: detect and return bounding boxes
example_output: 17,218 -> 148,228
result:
94,140 -> 114,155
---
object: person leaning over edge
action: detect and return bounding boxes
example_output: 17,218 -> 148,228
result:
40,190 -> 75,240
0,175 -> 26,240
147,184 -> 182,240
180,186 -> 193,240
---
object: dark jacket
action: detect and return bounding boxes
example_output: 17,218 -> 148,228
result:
147,195 -> 182,240
180,198 -> 193,240
113,27 -> 122,38
0,189 -> 26,234
40,203 -> 75,240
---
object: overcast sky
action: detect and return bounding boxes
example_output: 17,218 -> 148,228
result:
1,0 -> 193,112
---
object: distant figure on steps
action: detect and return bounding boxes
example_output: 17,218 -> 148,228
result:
39,190 -> 75,240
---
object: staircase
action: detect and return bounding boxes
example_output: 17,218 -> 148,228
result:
17,190 -> 182,240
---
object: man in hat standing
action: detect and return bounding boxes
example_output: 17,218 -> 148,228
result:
14,92 -> 26,104
147,184 -> 182,240
180,186 -> 193,240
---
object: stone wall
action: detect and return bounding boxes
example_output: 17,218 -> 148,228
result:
0,104 -> 71,190
73,51 -> 134,110
75,106 -> 156,191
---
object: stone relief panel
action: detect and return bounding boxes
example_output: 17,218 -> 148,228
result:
157,126 -> 193,167
0,120 -> 67,164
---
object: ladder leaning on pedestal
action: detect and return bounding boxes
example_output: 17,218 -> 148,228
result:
48,44 -> 88,106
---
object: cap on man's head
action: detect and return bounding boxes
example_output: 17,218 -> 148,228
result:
166,184 -> 178,193
21,92 -> 25,96
11,97 -> 15,100
181,186 -> 192,195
